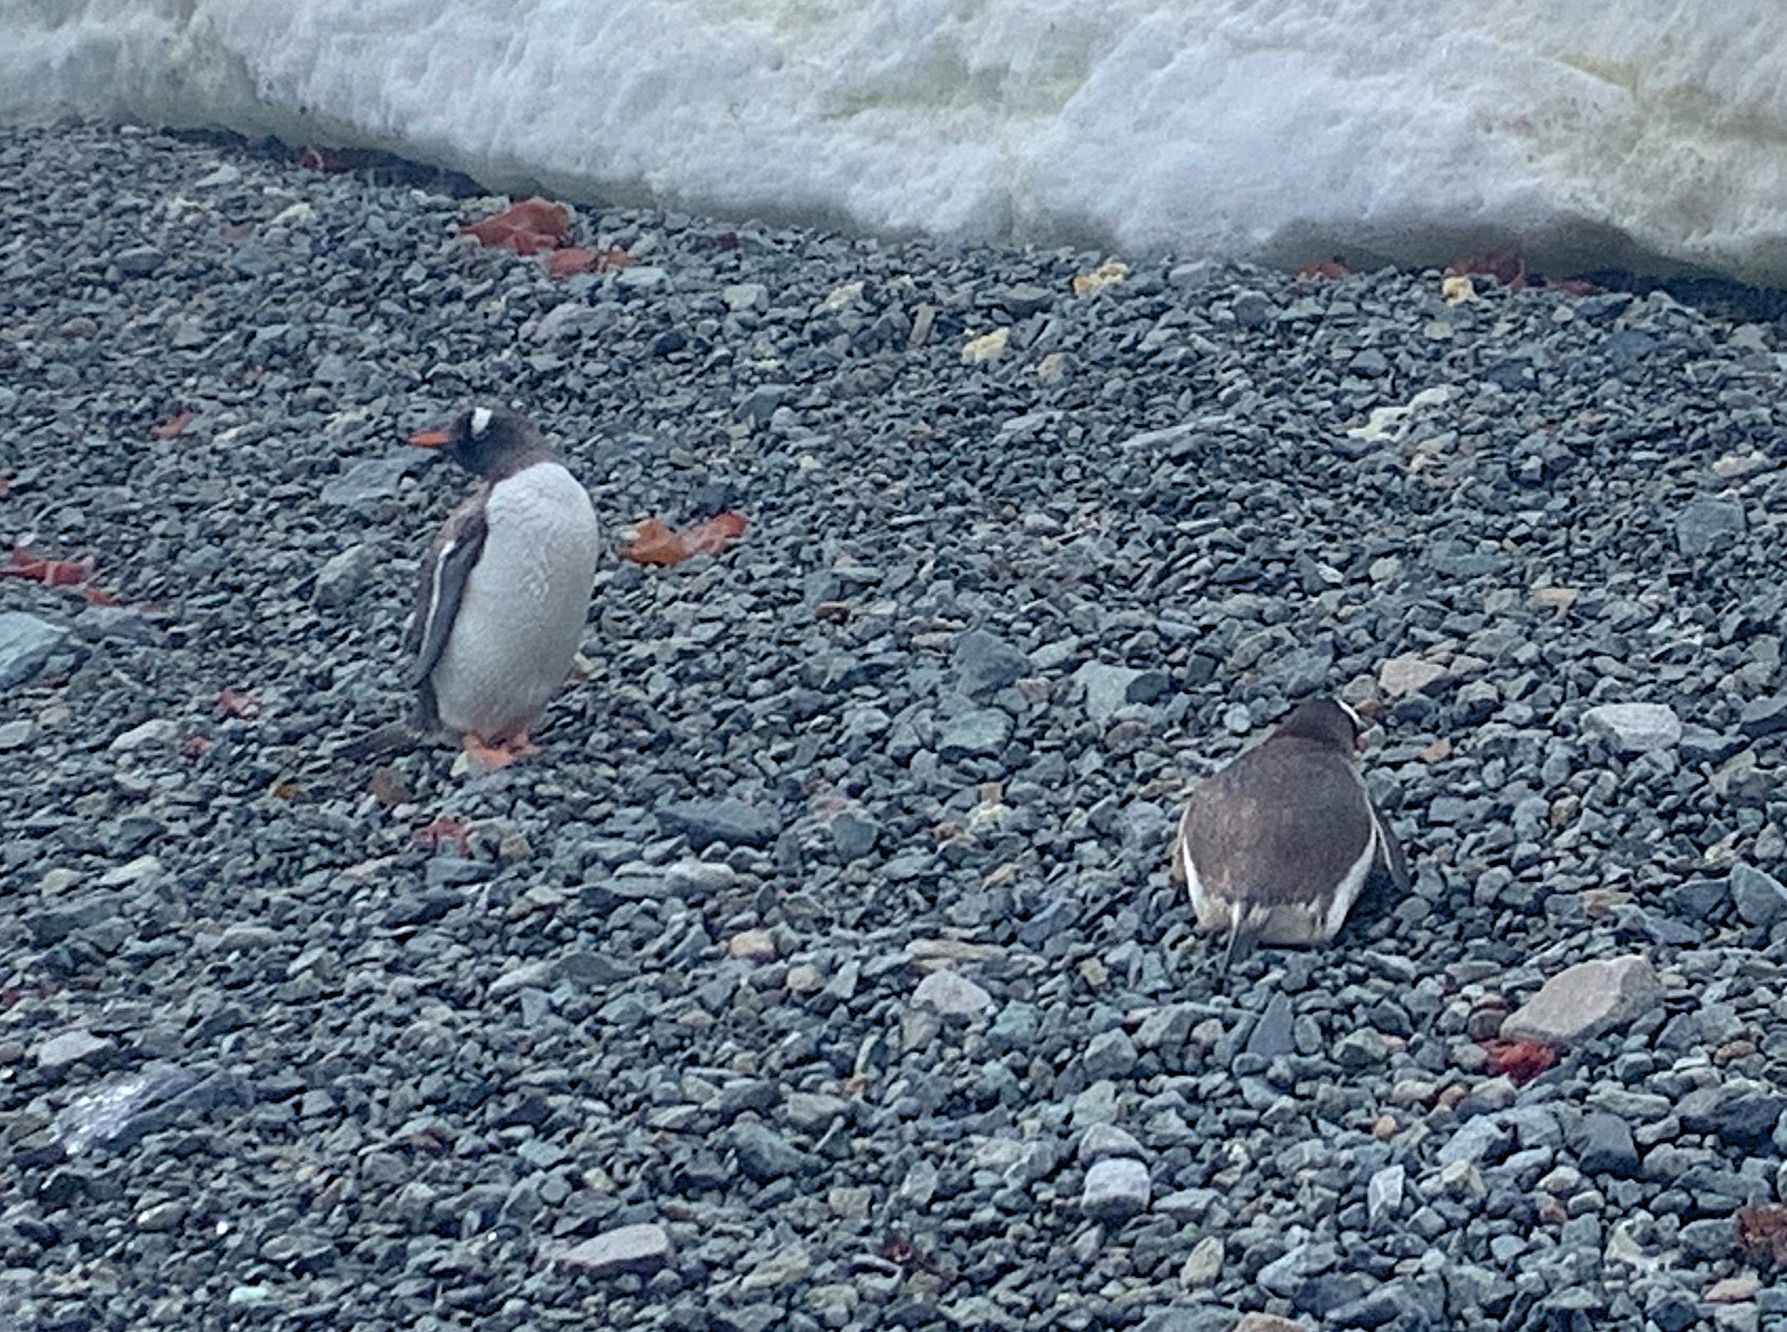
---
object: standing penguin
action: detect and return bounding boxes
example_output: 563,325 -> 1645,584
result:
400,406 -> 602,768
1169,697 -> 1409,962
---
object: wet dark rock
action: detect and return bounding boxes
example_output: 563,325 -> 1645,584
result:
659,798 -> 780,849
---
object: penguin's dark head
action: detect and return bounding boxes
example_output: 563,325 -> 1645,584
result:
409,406 -> 544,479
1275,696 -> 1367,753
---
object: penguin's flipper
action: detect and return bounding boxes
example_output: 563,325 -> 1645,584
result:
1371,800 -> 1412,892
403,501 -> 488,691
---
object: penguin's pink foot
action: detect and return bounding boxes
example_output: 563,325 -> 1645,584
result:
461,734 -> 520,771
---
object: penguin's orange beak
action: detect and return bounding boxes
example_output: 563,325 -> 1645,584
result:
408,428 -> 451,448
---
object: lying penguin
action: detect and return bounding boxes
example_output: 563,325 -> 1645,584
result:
396,406 -> 602,769
1170,696 -> 1409,963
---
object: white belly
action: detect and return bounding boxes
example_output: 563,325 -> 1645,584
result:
431,464 -> 601,741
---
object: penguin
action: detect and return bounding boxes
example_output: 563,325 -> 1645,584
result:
1169,696 -> 1409,963
397,406 -> 602,769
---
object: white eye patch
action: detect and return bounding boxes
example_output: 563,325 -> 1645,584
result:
470,407 -> 493,437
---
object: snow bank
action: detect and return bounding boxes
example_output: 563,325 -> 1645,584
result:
4,0 -> 1785,282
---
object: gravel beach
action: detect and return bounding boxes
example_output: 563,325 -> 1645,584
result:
3,121 -> 1786,1332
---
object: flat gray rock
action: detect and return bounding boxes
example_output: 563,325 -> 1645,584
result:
938,708 -> 1011,759
1501,955 -> 1663,1047
1073,661 -> 1149,723
911,969 -> 993,1019
658,797 -> 779,850
1728,864 -> 1787,927
1737,695 -> 1787,737
1367,1164 -> 1404,1227
0,612 -> 66,689
35,1030 -> 112,1070
1673,498 -> 1745,556
1581,702 -> 1681,753
555,1223 -> 671,1278
1136,1308 -> 1236,1332
312,543 -> 378,608
1077,1123 -> 1145,1164
1081,1157 -> 1150,1221
320,452 -> 422,507
952,628 -> 1028,695
731,1121 -> 811,1182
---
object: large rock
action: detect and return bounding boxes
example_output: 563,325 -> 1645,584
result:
320,453 -> 420,507
0,612 -> 66,689
952,629 -> 1028,696
658,797 -> 779,849
1366,1165 -> 1404,1227
1568,1112 -> 1639,1175
1501,955 -> 1663,1047
1081,1157 -> 1150,1221
1077,1123 -> 1145,1164
51,1063 -> 247,1155
555,1223 -> 672,1278
1677,1080 -> 1784,1150
1136,1310 -> 1239,1332
1727,864 -> 1787,927
911,969 -> 993,1019
731,1121 -> 812,1182
1438,1117 -> 1512,1168
35,1030 -> 112,1070
1073,662 -> 1166,723
1377,655 -> 1448,699
1581,703 -> 1682,754
1258,1242 -> 1337,1299
312,543 -> 378,608
1673,498 -> 1745,556
1737,695 -> 1787,738
937,708 -> 1011,759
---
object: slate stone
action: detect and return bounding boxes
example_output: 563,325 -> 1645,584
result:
1673,498 -> 1745,556
312,543 -> 377,608
1081,1157 -> 1150,1221
113,245 -> 163,277
1728,864 -> 1787,927
911,970 -> 993,1019
1073,662 -> 1149,723
1077,1123 -> 1145,1164
1501,955 -> 1663,1046
731,1121 -> 811,1182
1581,702 -> 1682,754
1568,1112 -> 1639,1176
1367,1164 -> 1404,1227
952,629 -> 1028,695
1737,695 -> 1787,738
0,612 -> 66,689
659,798 -> 780,850
828,811 -> 880,861
1230,290 -> 1277,328
556,1223 -> 672,1278
1678,1082 -> 1784,1150
938,708 -> 1011,759
1439,1116 -> 1512,1168
52,1063 -> 246,1155
320,453 -> 422,507
1136,1310 -> 1236,1332
1245,992 -> 1296,1062
35,1030 -> 112,1070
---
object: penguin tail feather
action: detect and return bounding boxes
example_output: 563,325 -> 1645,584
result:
1216,909 -> 1260,983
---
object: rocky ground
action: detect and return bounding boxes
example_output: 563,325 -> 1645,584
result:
2,121 -> 1786,1332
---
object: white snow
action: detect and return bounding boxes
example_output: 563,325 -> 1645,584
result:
3,0 -> 1785,281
